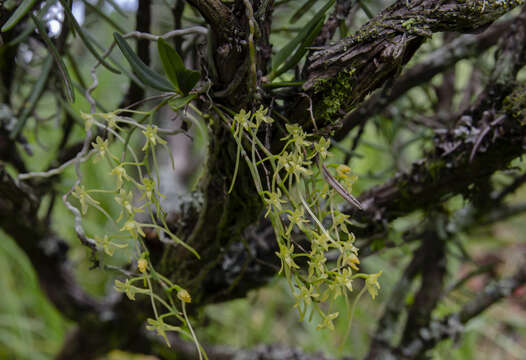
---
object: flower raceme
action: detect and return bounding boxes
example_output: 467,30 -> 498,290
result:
222,106 -> 382,330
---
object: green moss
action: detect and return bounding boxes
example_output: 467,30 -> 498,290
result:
427,159 -> 445,182
503,84 -> 526,125
402,18 -> 417,30
313,68 -> 356,125
396,179 -> 411,203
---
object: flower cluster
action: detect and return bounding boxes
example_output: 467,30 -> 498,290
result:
72,108 -> 200,352
224,107 -> 382,331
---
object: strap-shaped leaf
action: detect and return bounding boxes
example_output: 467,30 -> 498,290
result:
157,38 -> 183,92
105,0 -> 128,18
10,55 -> 53,138
31,14 -> 75,102
177,69 -> 200,95
157,38 -> 200,95
82,0 -> 126,34
272,0 -> 335,72
290,0 -> 319,24
1,0 -> 37,32
114,33 -> 174,92
6,0 -> 58,46
358,0 -> 374,19
319,160 -> 362,210
270,14 -> 326,80
6,21 -> 35,46
83,30 -> 144,87
60,0 -> 120,74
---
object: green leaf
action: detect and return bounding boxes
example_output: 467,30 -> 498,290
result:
105,0 -> 128,18
272,0 -> 335,72
157,38 -> 183,92
10,55 -> 53,139
290,0 -> 318,24
178,69 -> 201,95
83,30 -> 144,88
157,38 -> 200,95
83,0 -> 126,34
31,14 -> 74,102
6,22 -> 35,46
60,0 -> 120,74
271,14 -> 326,80
4,0 -> 56,46
169,94 -> 197,112
1,0 -> 37,32
114,33 -> 174,92
358,0 -> 374,19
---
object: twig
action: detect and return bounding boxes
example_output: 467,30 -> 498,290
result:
18,149 -> 96,181
301,93 -> 318,131
62,128 -> 98,251
495,171 -> 526,202
443,263 -> 496,297
469,114 -> 505,163
345,118 -> 365,164
318,159 -> 362,209
123,26 -> 208,41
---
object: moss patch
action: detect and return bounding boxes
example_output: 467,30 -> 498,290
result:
313,68 -> 356,125
503,84 -> 526,125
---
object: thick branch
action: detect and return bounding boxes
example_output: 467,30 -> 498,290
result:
0,167 -> 107,321
297,0 -> 523,130
185,0 -> 237,42
186,0 -> 245,88
345,6 -> 526,237
334,17 -> 513,140
350,115 -> 525,237
400,231 -> 447,346
366,242 -> 430,359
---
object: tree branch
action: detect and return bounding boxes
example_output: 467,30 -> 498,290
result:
296,0 -> 523,131
397,263 -> 526,359
186,0 -> 245,88
0,167 -> 108,321
345,6 -> 526,237
400,230 -> 447,346
366,241 -> 430,359
185,0 -> 237,42
334,17 -> 513,140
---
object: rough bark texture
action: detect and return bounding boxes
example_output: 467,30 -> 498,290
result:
297,0 -> 524,131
